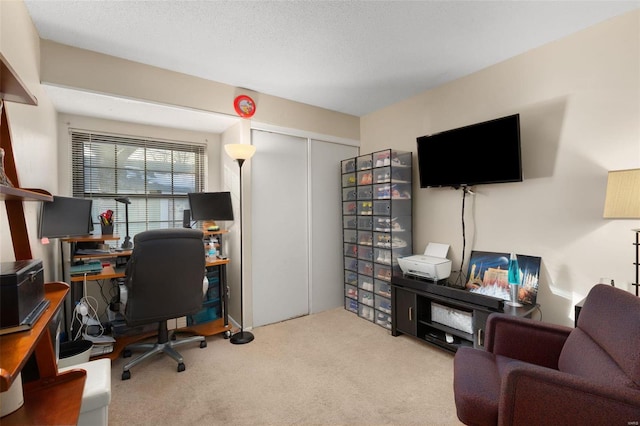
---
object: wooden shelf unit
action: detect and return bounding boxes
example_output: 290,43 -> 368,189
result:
0,283 -> 85,425
1,53 -> 85,424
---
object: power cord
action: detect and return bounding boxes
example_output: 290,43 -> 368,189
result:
452,187 -> 474,288
70,273 -> 105,340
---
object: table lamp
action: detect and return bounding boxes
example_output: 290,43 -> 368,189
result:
603,168 -> 640,296
115,197 -> 133,249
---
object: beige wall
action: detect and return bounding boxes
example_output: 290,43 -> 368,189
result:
40,40 -> 360,142
361,10 -> 640,327
1,0 -> 59,280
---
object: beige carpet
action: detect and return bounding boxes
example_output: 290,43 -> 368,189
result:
109,308 -> 463,425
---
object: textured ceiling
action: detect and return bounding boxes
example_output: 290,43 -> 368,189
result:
23,1 -> 639,131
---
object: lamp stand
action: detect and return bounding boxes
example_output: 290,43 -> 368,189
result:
231,158 -> 254,344
121,203 -> 133,249
633,229 -> 639,297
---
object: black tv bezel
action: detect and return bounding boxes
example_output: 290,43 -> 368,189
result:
38,196 -> 93,239
417,114 -> 523,189
187,191 -> 234,221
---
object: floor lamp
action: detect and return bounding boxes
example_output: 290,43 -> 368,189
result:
603,168 -> 640,296
225,143 -> 257,344
115,197 -> 133,249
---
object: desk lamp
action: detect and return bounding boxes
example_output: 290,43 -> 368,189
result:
603,168 -> 640,296
115,197 -> 133,249
224,143 -> 256,345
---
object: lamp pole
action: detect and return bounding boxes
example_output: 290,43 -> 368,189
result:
230,157 -> 254,344
224,144 -> 257,344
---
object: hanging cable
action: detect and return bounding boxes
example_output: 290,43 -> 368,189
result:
453,187 -> 472,288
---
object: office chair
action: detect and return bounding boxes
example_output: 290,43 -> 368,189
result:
120,228 -> 207,380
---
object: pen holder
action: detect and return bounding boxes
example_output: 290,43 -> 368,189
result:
101,224 -> 113,236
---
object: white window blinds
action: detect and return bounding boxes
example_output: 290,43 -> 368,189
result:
71,130 -> 206,241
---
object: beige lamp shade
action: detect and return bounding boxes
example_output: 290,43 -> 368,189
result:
603,168 -> 640,219
224,144 -> 256,161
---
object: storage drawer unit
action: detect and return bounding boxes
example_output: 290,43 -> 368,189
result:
341,150 -> 412,328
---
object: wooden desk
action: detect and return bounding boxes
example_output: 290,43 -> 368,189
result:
94,257 -> 232,361
181,257 -> 232,337
69,265 -> 126,283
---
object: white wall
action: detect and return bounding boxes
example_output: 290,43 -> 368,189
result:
360,10 -> 640,327
0,0 -> 59,280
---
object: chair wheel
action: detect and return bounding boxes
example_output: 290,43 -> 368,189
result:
122,370 -> 131,380
123,349 -> 132,358
223,331 -> 231,339
200,340 -> 207,348
177,363 -> 186,372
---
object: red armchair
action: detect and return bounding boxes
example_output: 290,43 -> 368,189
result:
453,284 -> 640,426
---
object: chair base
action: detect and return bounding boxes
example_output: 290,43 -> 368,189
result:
121,332 -> 206,380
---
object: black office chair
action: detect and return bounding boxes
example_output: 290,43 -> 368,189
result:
120,228 -> 207,380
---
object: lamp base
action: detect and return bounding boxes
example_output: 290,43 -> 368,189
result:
230,330 -> 254,345
121,236 -> 133,249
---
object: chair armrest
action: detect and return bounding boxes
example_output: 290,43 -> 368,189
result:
499,362 -> 640,426
486,313 -> 572,369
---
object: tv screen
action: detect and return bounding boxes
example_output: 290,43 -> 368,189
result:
188,192 -> 234,221
417,114 -> 522,188
38,196 -> 93,238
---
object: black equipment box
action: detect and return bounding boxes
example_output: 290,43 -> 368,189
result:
1,259 -> 45,328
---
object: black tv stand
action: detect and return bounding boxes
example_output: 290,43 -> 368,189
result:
391,275 -> 538,353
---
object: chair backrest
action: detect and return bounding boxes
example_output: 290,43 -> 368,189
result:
124,228 -> 206,327
558,284 -> 640,389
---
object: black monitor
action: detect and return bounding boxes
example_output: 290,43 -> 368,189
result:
187,192 -> 234,221
38,196 -> 93,239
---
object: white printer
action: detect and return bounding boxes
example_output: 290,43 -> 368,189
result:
398,243 -> 452,281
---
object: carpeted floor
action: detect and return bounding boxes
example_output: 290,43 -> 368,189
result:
109,307 -> 462,425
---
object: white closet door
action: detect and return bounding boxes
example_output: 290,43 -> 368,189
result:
251,130 -> 309,327
310,140 -> 358,313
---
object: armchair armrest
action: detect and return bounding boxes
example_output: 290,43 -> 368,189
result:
486,313 -> 572,369
499,362 -> 640,426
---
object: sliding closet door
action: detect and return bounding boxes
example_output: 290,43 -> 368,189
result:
310,140 -> 358,313
251,130 -> 309,327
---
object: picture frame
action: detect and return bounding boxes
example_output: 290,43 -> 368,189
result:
465,250 -> 541,305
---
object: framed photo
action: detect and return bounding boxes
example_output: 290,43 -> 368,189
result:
465,251 -> 541,305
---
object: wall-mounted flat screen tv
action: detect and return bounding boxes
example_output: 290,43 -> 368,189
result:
417,114 -> 522,188
38,196 -> 93,239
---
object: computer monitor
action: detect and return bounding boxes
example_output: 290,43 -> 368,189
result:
38,196 -> 93,239
187,192 -> 234,221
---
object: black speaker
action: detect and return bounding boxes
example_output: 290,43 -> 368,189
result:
183,209 -> 191,228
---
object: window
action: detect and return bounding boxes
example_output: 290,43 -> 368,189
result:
71,130 -> 206,243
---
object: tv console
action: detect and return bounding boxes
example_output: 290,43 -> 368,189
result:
391,275 -> 539,353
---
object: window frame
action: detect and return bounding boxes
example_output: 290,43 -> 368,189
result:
71,129 -> 206,243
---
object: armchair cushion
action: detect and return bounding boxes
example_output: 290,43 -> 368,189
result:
559,283 -> 640,388
500,362 -> 640,426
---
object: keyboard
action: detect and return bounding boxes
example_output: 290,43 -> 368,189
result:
70,261 -> 103,275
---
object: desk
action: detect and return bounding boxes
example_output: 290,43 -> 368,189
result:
61,235 -> 131,337
94,257 -> 232,360
181,257 -> 231,336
